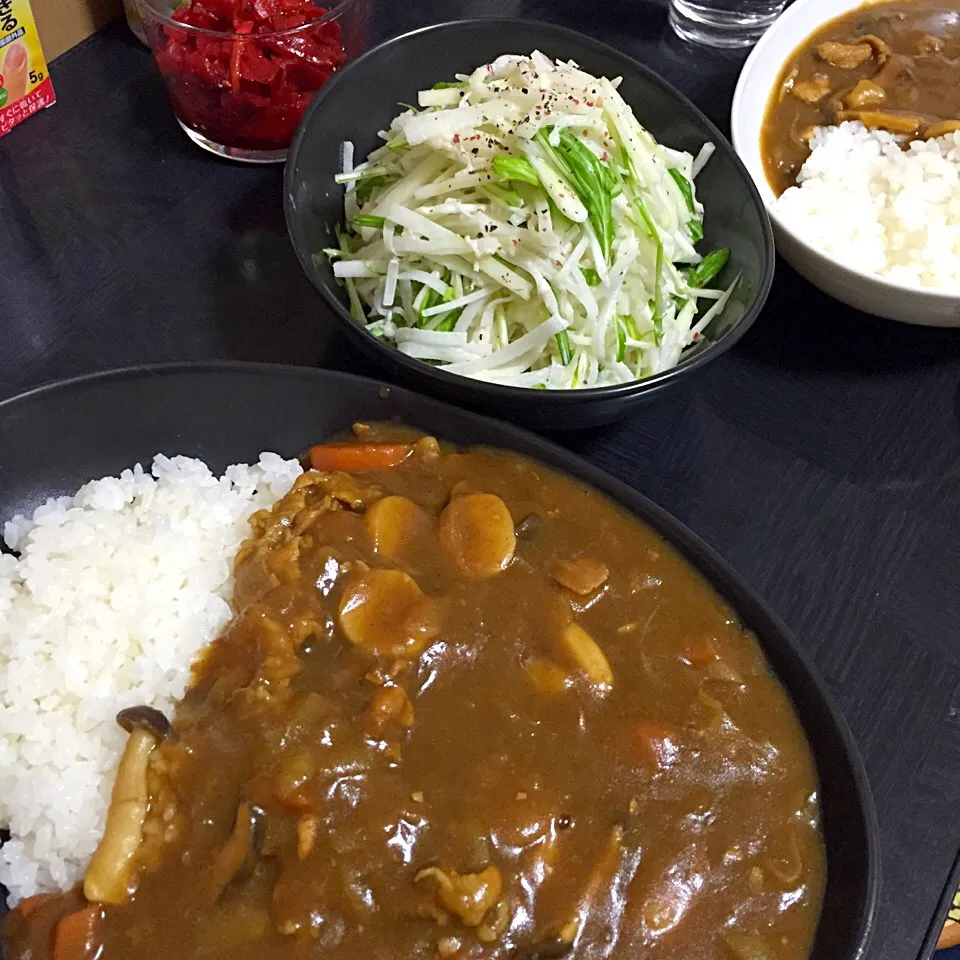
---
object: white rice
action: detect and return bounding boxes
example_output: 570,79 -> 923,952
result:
0,452 -> 303,905
776,121 -> 960,290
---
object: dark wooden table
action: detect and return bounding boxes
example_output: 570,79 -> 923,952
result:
2,3 -> 960,958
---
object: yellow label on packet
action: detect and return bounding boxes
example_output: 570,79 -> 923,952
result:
0,0 -> 55,136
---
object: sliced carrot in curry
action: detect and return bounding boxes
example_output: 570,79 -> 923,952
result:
13,892 -> 57,918
308,444 -> 414,472
633,722 -> 681,771
679,636 -> 720,666
52,904 -> 103,960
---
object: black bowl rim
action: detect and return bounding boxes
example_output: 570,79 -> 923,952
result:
283,17 -> 776,404
0,360 -> 878,959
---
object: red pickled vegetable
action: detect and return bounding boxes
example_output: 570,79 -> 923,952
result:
148,0 -> 349,151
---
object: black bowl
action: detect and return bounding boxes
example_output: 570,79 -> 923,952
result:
284,19 -> 775,429
0,363 -> 876,959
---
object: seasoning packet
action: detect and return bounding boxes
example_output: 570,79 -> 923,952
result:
939,884 -> 960,950
0,0 -> 55,137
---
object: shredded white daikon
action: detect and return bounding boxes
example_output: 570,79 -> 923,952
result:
327,52 -> 736,388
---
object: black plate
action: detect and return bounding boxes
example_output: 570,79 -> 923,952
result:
0,363 -> 876,960
284,19 -> 775,428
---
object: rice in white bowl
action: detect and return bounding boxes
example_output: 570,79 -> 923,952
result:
775,121 -> 960,290
0,452 -> 303,905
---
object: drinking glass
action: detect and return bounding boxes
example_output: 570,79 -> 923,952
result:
668,0 -> 788,48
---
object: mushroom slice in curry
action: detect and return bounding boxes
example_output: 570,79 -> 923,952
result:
83,708 -> 172,906
1,427 -> 825,960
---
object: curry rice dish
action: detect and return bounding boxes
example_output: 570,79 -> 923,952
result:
2,426 -> 825,960
762,0 -> 960,194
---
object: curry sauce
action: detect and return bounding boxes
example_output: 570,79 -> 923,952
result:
762,0 -> 960,194
2,428 -> 826,960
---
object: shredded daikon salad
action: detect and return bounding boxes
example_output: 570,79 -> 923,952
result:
326,51 -> 737,389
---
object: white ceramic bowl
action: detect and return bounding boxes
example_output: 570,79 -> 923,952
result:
731,0 -> 960,327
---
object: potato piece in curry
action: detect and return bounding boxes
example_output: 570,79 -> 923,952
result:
2,426 -> 825,960
762,0 -> 960,194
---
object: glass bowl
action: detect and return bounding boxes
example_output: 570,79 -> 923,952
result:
136,0 -> 371,163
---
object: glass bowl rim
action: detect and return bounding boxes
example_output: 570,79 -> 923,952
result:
134,0 -> 360,39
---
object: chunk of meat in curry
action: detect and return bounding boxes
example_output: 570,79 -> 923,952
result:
2,428 -> 825,960
762,0 -> 960,194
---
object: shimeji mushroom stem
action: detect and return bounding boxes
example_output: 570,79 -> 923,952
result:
83,725 -> 161,904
